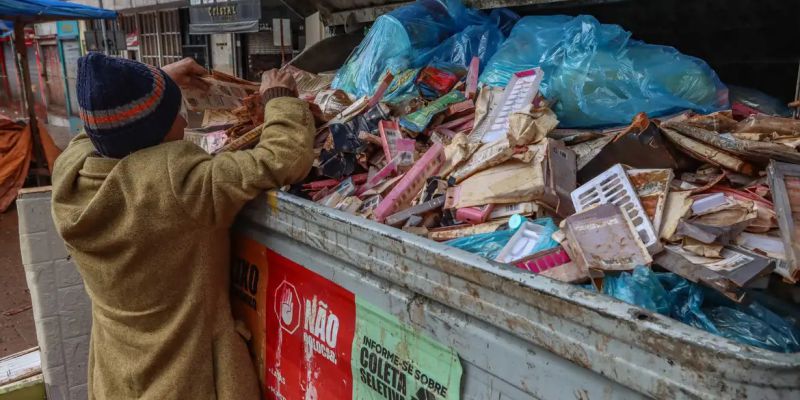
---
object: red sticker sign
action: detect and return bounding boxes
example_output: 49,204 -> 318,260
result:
264,250 -> 356,400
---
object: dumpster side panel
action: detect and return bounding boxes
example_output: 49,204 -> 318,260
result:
238,219 -> 647,400
237,193 -> 800,400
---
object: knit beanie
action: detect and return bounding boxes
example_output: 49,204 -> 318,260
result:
77,52 -> 182,158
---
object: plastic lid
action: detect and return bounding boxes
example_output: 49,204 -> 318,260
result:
508,214 -> 526,230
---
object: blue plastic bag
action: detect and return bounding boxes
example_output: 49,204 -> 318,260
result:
489,8 -> 520,37
599,268 -> 800,353
332,0 -> 460,98
333,0 -> 511,99
480,15 -> 729,127
705,304 -> 800,353
440,0 -> 492,27
413,24 -> 505,74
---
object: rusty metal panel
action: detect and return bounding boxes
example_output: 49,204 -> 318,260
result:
237,192 -> 800,399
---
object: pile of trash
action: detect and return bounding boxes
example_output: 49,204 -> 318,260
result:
184,1 -> 800,352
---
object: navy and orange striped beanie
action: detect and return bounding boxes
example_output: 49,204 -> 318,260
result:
77,52 -> 181,158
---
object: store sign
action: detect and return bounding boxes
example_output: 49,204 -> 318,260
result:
56,21 -> 79,38
231,237 -> 463,400
126,32 -> 139,47
189,0 -> 261,34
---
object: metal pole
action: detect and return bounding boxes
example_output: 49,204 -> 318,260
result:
99,0 -> 109,54
794,61 -> 800,120
13,24 -> 48,185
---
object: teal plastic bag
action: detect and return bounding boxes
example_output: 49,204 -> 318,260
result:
480,15 -> 729,127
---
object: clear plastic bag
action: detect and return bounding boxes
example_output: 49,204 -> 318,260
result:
480,15 -> 729,128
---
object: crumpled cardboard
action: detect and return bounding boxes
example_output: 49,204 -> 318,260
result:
507,108 -> 558,146
684,110 -> 739,133
450,108 -> 558,183
626,168 -> 673,233
439,133 -> 480,177
449,137 -> 516,183
571,135 -> 614,170
469,86 -> 504,143
675,197 -> 758,246
444,138 -> 574,212
315,89 -> 353,121
734,114 -> 800,137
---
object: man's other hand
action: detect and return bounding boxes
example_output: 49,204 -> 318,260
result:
260,69 -> 298,98
162,58 -> 210,91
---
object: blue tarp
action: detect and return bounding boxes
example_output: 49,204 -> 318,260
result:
0,20 -> 12,37
0,0 -> 116,23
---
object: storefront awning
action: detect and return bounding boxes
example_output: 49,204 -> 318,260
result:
0,0 -> 117,23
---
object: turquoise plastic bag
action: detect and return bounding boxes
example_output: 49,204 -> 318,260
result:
480,15 -> 729,128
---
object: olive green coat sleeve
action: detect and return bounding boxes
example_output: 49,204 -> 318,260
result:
168,97 -> 315,226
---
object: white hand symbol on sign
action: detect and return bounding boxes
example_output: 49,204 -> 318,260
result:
280,288 -> 293,325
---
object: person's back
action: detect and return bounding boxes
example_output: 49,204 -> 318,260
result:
51,53 -> 314,399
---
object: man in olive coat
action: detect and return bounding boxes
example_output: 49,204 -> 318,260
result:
51,53 -> 314,399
